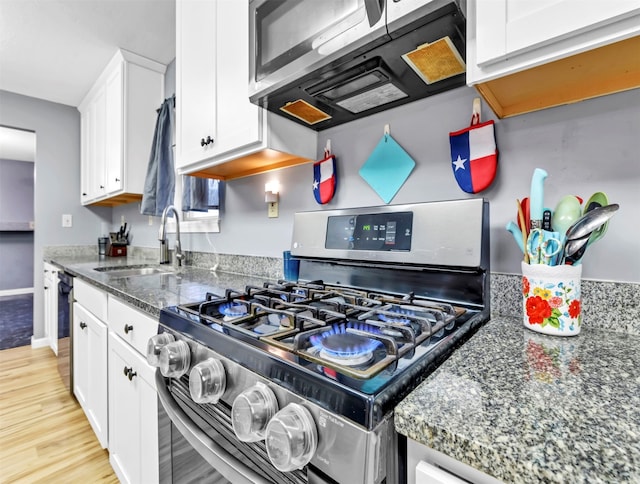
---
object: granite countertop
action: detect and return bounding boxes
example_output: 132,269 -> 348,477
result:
395,316 -> 640,483
47,251 -> 640,482
46,253 -> 272,317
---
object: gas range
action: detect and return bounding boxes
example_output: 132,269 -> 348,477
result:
149,199 -> 490,484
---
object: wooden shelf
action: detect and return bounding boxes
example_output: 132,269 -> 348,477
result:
89,193 -> 143,207
474,36 -> 640,118
187,149 -> 314,181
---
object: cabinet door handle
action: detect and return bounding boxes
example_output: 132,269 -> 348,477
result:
44,286 -> 49,290
124,365 -> 132,377
128,370 -> 137,381
82,192 -> 87,196
124,324 -> 134,334
99,185 -> 105,189
200,136 -> 214,147
115,178 -> 120,182
79,321 -> 87,329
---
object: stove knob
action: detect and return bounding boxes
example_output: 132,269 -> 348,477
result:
231,383 -> 278,442
189,358 -> 226,404
146,333 -> 175,367
159,340 -> 191,378
266,403 -> 317,472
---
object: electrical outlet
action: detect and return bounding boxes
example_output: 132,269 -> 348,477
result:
62,214 -> 72,227
268,201 -> 279,218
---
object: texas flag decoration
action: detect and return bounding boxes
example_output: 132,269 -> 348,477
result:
313,153 -> 337,204
449,119 -> 498,194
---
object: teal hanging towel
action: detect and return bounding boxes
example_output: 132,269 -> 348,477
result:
359,131 -> 415,204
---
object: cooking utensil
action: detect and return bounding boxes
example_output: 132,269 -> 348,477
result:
517,199 -> 529,263
552,195 -> 582,240
563,235 -> 590,265
583,192 -> 609,246
527,228 -> 562,265
506,221 -> 525,254
564,203 -> 619,241
517,197 -> 530,236
529,168 -> 548,230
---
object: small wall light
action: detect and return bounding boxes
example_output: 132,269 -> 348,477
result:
265,181 -> 279,202
265,181 -> 280,218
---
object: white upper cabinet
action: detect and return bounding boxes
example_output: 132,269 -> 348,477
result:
474,0 -> 640,70
175,0 -> 316,180
467,0 -> 640,118
79,49 -> 166,206
175,0 -> 217,169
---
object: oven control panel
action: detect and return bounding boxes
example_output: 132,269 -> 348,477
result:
291,198 -> 487,267
326,212 -> 412,251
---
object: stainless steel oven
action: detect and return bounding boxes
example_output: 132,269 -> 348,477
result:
149,198 -> 490,483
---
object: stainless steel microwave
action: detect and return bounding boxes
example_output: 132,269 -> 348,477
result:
249,0 -> 466,131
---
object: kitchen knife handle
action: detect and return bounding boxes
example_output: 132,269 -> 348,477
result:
530,168 -> 548,229
542,210 -> 552,231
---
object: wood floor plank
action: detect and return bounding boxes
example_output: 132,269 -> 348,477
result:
0,345 -> 118,484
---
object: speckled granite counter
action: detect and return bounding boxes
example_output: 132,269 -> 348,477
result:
395,317 -> 640,483
45,247 -> 640,482
45,252 -> 273,317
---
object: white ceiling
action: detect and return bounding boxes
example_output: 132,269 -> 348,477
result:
0,0 -> 176,107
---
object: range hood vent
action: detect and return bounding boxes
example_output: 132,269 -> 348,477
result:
251,1 -> 466,131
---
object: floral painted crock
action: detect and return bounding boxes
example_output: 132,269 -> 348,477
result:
521,261 -> 582,336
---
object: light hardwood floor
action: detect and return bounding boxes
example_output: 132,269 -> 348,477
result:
0,345 -> 118,483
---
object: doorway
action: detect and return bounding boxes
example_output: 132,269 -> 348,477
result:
0,126 -> 36,350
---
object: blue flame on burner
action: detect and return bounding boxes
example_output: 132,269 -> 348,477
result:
309,322 -> 381,358
378,308 -> 414,325
219,302 -> 247,318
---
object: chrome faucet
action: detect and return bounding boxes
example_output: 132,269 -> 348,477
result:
159,205 -> 184,266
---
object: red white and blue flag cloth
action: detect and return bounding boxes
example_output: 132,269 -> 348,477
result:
449,119 -> 498,194
313,153 -> 337,204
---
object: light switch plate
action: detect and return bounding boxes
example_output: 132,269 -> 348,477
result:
268,202 -> 279,218
62,214 -> 72,227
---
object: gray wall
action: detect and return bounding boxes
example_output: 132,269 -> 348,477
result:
2,65 -> 637,342
0,158 -> 35,289
0,89 -> 111,338
0,232 -> 34,290
121,83 -> 640,283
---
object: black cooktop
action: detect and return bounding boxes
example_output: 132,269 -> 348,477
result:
159,281 -> 486,429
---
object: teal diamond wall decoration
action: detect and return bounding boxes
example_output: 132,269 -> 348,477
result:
359,134 -> 416,204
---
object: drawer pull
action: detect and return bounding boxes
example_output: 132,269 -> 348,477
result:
123,366 -> 137,380
200,135 -> 214,147
124,324 -> 134,334
79,321 -> 87,330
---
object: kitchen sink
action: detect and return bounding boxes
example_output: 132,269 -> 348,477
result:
93,265 -> 174,278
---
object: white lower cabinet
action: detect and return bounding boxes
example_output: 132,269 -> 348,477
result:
73,300 -> 108,449
108,331 -> 158,484
43,263 -> 59,355
72,278 -> 160,481
107,296 -> 159,484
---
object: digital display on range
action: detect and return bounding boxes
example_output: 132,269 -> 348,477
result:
325,212 -> 412,251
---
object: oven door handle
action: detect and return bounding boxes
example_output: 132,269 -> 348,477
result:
155,370 -> 272,484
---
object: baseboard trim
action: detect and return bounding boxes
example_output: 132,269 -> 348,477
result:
0,287 -> 34,297
31,336 -> 50,349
